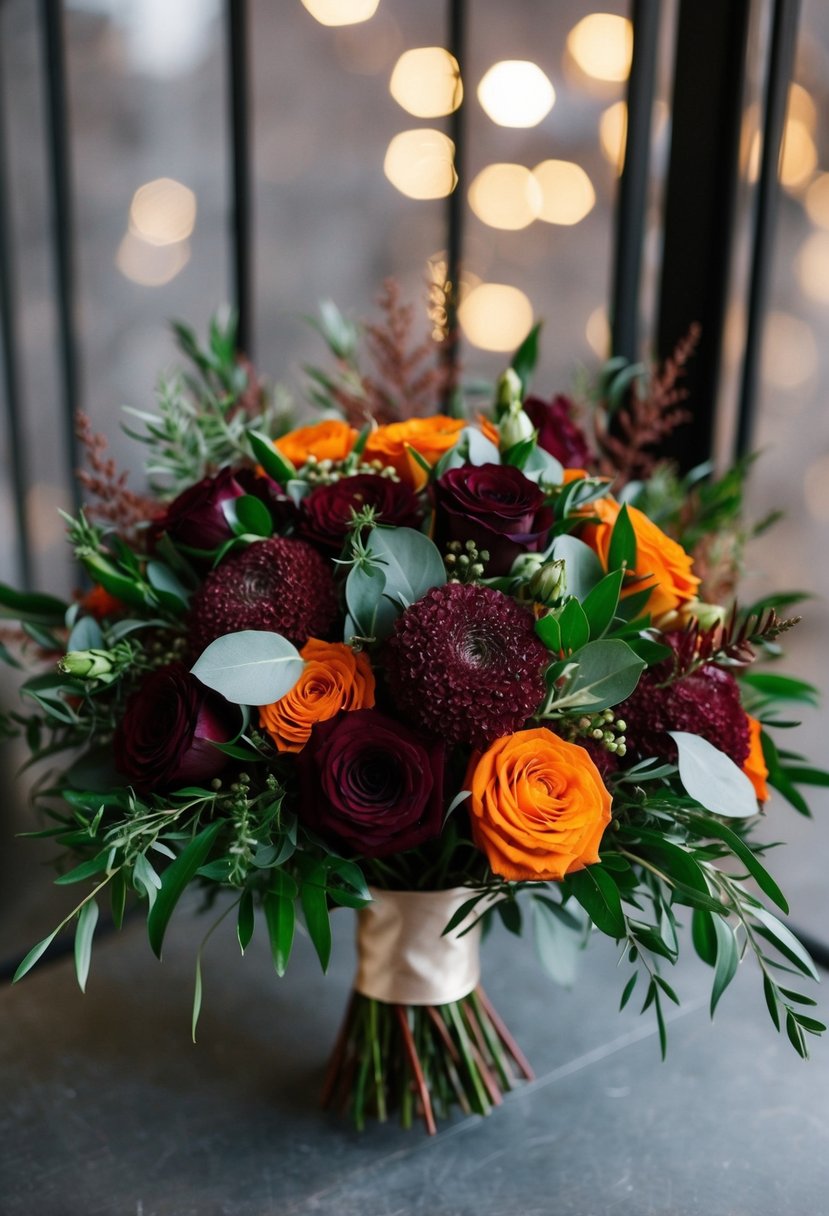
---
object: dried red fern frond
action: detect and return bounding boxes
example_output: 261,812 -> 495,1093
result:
665,603 -> 800,683
328,279 -> 454,425
75,412 -> 159,536
596,324 -> 700,486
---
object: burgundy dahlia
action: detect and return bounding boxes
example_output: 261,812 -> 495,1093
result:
618,640 -> 750,768
188,536 -> 338,653
523,394 -> 592,468
385,582 -> 548,748
298,473 -> 422,553
114,662 -> 238,794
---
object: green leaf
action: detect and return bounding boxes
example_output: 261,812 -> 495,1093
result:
607,504 -> 637,572
74,899 -> 99,993
366,526 -> 446,611
67,616 -> 103,651
669,731 -> 759,818
532,896 -> 583,987
780,766 -> 829,788
535,613 -> 562,652
191,629 -> 304,705
300,867 -> 332,973
0,583 -> 67,626
686,815 -> 789,913
502,435 -> 537,471
80,555 -> 148,610
111,872 -> 127,930
786,1011 -> 807,1058
569,865 -> 626,938
230,495 -> 273,538
556,638 -> 645,712
556,598 -> 590,654
752,908 -> 819,982
510,321 -> 541,394
763,974 -> 781,1030
247,429 -> 297,485
433,427 -> 500,477
191,954 -> 203,1043
55,853 -> 110,886
582,569 -> 623,640
619,971 -> 638,1009
147,822 -> 223,958
237,889 -> 255,954
710,915 -> 739,1015
13,927 -> 61,982
264,874 -> 296,977
345,563 -> 388,640
740,672 -> 819,706
147,561 -> 191,611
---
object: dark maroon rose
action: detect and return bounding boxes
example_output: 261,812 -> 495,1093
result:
296,709 -> 445,858
432,463 -> 553,575
114,663 -> 239,794
156,468 -> 245,551
298,474 -> 423,552
523,395 -> 592,468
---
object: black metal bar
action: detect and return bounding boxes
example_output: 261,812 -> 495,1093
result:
443,0 -> 465,396
226,0 -> 253,358
656,0 -> 751,471
610,0 -> 660,364
0,36 -> 33,588
735,0 -> 801,458
40,0 -> 81,516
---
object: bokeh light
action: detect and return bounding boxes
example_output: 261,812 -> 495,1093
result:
780,118 -> 818,192
389,47 -> 462,117
805,173 -> 829,229
129,177 -> 196,246
566,13 -> 633,83
458,283 -> 533,351
468,163 -> 541,230
477,61 -> 555,128
300,0 -> 379,27
585,306 -> 610,358
533,160 -> 595,225
599,100 -> 627,173
796,232 -> 829,303
116,231 -> 191,286
383,129 -> 457,199
761,311 -> 817,389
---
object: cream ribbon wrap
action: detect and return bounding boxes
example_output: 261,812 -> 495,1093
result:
355,887 -> 482,1006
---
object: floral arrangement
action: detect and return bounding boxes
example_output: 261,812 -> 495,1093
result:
3,292 -> 826,1134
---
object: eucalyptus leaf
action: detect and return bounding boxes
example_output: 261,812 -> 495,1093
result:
74,899 -> 99,993
433,427 -> 500,477
67,616 -> 103,652
554,639 -> 645,712
669,731 -> 759,819
191,630 -> 304,705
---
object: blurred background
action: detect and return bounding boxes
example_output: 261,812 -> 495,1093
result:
0,0 -> 827,950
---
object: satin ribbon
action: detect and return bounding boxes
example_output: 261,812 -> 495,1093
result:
354,887 -> 483,1006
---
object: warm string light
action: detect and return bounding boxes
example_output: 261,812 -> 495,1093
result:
389,47 -> 462,118
477,60 -> 555,128
458,284 -> 533,352
566,13 -> 633,83
383,129 -> 457,199
117,177 -> 196,286
300,0 -> 379,27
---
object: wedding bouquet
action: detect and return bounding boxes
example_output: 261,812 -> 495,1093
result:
4,289 -> 825,1134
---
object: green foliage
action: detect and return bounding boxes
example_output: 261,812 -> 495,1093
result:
190,630 -> 305,705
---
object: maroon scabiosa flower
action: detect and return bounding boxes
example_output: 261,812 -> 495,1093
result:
188,537 -> 338,653
385,582 -> 548,748
618,638 -> 750,768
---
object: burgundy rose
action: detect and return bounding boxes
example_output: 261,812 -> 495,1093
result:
114,663 -> 239,794
156,468 -> 245,551
298,473 -> 422,552
296,708 -> 445,858
432,463 -> 553,575
523,395 -> 592,468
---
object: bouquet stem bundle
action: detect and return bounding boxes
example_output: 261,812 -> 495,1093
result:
321,987 -> 534,1133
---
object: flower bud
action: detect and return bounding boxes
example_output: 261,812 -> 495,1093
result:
529,559 -> 566,605
498,401 -> 535,450
58,649 -> 115,679
510,552 -> 545,580
495,367 -> 523,417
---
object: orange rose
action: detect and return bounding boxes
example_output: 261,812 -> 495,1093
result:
275,420 -> 358,467
744,714 -> 769,803
80,584 -> 126,621
477,414 -> 500,448
259,638 -> 375,753
466,727 -> 612,881
580,497 -> 700,618
362,415 -> 465,489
